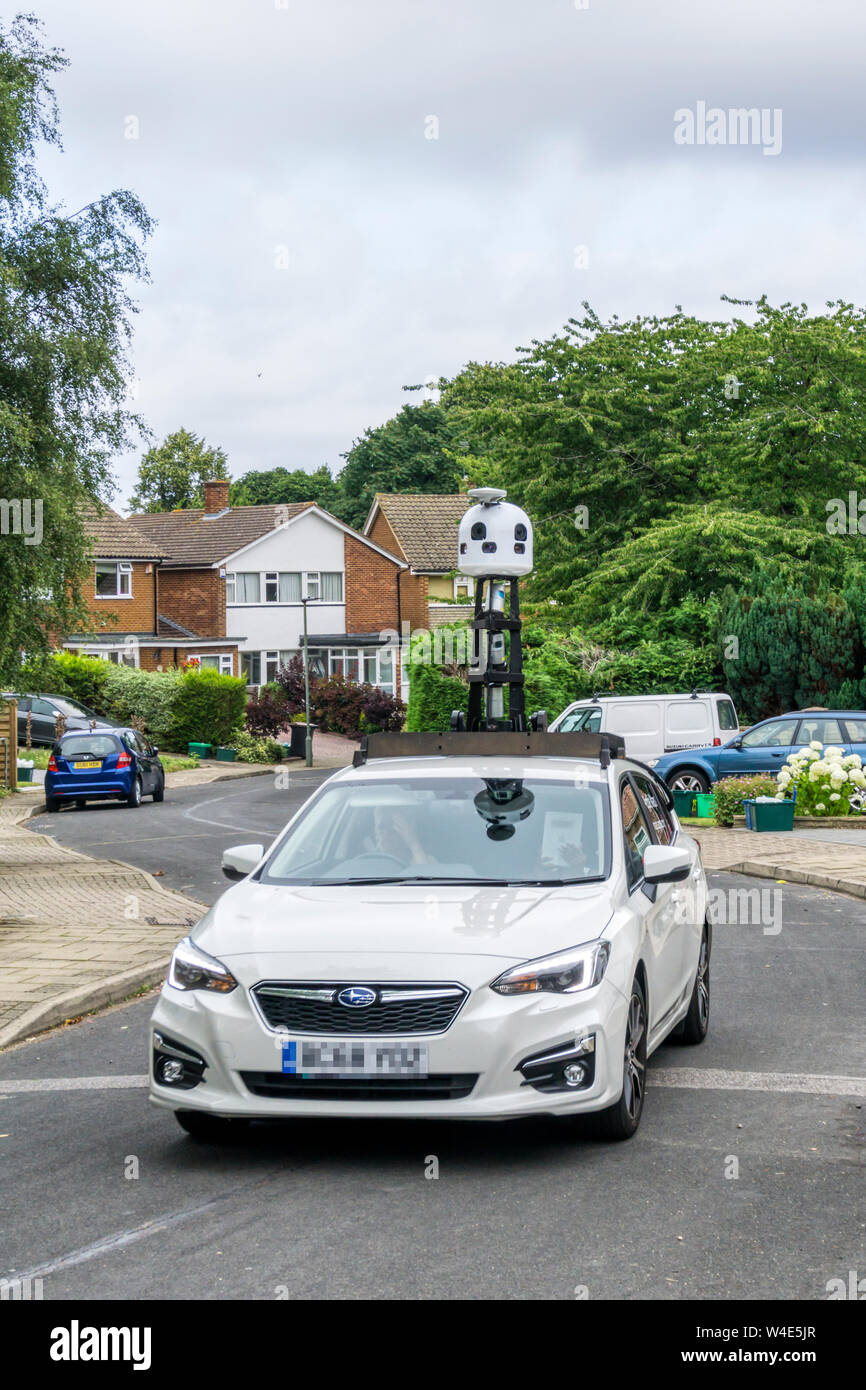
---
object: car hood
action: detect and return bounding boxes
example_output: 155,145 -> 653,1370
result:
193,880 -> 616,988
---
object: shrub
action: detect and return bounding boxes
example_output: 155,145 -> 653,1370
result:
99,663 -> 182,745
166,668 -> 247,749
229,731 -> 283,763
246,689 -> 291,737
712,775 -> 778,826
312,675 -> 368,735
273,654 -> 307,712
775,741 -> 865,817
406,661 -> 469,732
360,686 -> 405,733
34,651 -> 112,711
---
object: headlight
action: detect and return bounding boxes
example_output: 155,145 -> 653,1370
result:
490,940 -> 610,996
168,937 -> 238,993
646,758 -> 659,767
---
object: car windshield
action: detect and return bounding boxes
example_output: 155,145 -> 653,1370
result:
261,775 -> 611,886
57,735 -> 121,759
52,697 -> 99,718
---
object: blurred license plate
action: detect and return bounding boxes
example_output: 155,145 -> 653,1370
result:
73,761 -> 101,769
282,1040 -> 428,1077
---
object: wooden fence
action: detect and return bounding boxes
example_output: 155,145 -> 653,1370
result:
0,699 -> 18,789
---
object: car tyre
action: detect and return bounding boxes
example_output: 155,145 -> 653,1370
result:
175,1110 -> 251,1142
45,795 -> 61,813
673,921 -> 711,1045
126,776 -> 142,809
668,770 -> 709,794
75,799 -> 86,809
152,774 -> 165,803
590,976 -> 648,1141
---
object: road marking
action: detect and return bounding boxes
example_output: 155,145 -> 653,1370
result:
182,787 -> 279,835
651,1067 -> 866,1098
1,1068 -> 864,1097
0,1075 -> 148,1093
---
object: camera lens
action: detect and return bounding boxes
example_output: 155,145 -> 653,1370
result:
514,523 -> 527,541
481,541 -> 497,554
471,522 -> 487,540
514,542 -> 525,553
459,542 -> 467,553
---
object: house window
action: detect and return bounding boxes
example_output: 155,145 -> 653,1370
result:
241,652 -> 261,685
228,572 -> 261,604
199,654 -> 233,675
327,647 -> 395,695
320,572 -> 342,602
265,650 -> 281,684
264,572 -> 279,603
305,571 -> 321,601
95,561 -> 132,598
454,575 -> 474,601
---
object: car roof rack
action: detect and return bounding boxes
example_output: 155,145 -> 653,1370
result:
353,730 -> 626,768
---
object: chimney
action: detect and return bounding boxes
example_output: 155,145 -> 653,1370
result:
203,479 -> 230,514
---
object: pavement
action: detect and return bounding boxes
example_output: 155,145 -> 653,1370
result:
0,870 -> 862,1300
696,826 -> 866,899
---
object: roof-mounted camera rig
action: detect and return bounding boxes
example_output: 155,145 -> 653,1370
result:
352,486 -> 627,768
451,487 -> 537,734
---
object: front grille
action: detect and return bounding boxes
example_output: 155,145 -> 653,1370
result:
240,1072 -> 478,1101
251,981 -> 469,1035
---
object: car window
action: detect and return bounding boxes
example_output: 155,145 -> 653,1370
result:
717,698 -> 738,730
58,735 -> 121,759
621,780 -> 652,890
15,696 -> 31,712
741,719 -> 796,748
51,697 -> 97,718
31,698 -> 55,716
125,732 -> 144,754
631,774 -> 675,845
843,718 -> 866,742
261,776 -> 611,886
558,709 -> 590,732
795,718 -> 844,745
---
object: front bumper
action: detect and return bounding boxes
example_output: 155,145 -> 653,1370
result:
149,975 -> 628,1121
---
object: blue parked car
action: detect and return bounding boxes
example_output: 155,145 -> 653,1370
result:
45,728 -> 165,812
651,710 -> 866,792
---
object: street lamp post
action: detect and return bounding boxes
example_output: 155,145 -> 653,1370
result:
301,596 -> 312,767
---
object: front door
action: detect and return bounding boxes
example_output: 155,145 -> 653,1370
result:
620,777 -> 682,1028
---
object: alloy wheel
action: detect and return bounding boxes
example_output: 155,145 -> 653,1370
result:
622,990 -> 647,1122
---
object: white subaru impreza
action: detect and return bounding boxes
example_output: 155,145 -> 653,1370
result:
150,745 -> 710,1141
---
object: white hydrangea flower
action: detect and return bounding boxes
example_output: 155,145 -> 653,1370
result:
830,793 -> 841,802
850,770 -> 866,788
815,802 -> 826,811
809,740 -> 824,751
824,746 -> 844,761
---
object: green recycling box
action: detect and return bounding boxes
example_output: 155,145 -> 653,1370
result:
673,790 -> 698,818
188,742 -> 212,759
743,797 -> 795,832
694,793 -> 716,818
215,747 -> 236,762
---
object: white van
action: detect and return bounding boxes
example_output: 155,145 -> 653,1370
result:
549,691 -> 739,761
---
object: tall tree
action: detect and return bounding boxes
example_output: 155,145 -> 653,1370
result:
231,464 -> 342,514
128,428 -> 229,512
338,401 -> 464,529
0,14 -> 152,678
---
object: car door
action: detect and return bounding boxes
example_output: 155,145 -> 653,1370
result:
620,776 -> 683,1029
29,697 -> 60,746
128,732 -> 153,791
793,715 -> 848,754
714,717 -> 799,778
13,696 -> 31,744
632,772 -> 704,998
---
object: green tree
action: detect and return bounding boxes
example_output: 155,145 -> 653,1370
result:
0,14 -> 152,678
231,464 -> 342,514
338,401 -> 464,529
128,428 -> 229,512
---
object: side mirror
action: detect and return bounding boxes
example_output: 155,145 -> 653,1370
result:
152,745 -> 159,754
729,736 -> 743,749
222,843 -> 264,881
643,844 -> 691,884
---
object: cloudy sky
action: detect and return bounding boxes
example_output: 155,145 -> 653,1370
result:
29,0 -> 866,507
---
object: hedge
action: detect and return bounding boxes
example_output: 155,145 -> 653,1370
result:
406,662 -> 469,732
16,652 -> 245,749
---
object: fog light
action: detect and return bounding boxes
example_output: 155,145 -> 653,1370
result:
563,1063 -> 586,1087
161,1059 -> 184,1084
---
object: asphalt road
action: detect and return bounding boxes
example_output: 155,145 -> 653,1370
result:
3,777 -> 864,1300
27,767 -> 336,904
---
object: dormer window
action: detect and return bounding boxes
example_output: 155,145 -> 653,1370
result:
95,561 -> 132,598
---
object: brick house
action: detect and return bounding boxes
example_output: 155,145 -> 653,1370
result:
62,506 -> 240,673
363,493 -> 474,631
126,480 -> 408,695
